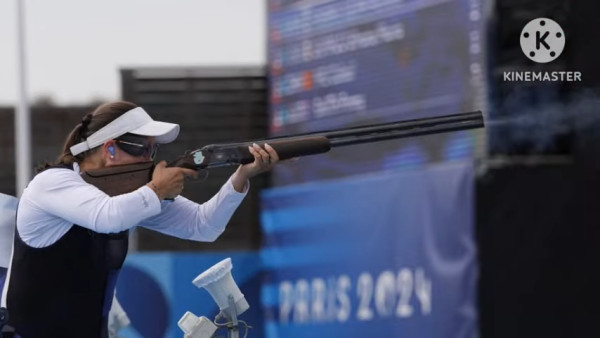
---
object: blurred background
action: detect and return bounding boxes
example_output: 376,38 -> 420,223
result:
1,0 -> 600,337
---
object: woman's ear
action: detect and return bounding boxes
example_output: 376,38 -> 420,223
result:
103,140 -> 117,160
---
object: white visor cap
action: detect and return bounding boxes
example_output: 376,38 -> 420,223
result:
70,107 -> 179,156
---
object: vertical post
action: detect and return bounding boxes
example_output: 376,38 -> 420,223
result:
227,295 -> 239,338
15,0 -> 32,197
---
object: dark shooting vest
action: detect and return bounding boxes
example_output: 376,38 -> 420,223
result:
6,165 -> 129,338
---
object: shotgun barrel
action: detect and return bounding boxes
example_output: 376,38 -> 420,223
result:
168,111 -> 484,170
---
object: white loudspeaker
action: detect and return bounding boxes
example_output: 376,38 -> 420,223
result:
192,258 -> 249,320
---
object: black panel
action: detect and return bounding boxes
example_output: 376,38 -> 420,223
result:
120,67 -> 269,251
477,159 -> 600,338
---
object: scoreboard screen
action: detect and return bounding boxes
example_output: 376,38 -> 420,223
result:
268,0 -> 486,185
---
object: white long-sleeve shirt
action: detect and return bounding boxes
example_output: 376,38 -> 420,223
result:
17,162 -> 248,248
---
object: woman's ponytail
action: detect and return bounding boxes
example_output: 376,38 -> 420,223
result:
35,101 -> 137,173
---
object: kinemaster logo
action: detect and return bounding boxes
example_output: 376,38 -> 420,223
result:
520,18 -> 565,63
504,17 -> 581,82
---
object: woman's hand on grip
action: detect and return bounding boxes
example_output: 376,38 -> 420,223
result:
147,161 -> 198,200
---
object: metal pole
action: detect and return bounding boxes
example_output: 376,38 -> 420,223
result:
227,295 -> 239,338
15,0 -> 32,197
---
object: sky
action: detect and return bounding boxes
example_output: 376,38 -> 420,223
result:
0,0 -> 266,105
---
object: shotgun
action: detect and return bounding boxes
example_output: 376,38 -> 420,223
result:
82,111 -> 484,196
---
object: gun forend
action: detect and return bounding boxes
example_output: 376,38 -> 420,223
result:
167,136 -> 331,170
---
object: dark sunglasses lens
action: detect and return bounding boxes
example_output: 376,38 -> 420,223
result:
116,142 -> 145,156
149,144 -> 159,159
115,135 -> 158,159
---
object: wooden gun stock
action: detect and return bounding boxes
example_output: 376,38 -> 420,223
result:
81,161 -> 154,197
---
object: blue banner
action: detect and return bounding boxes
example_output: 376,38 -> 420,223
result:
260,162 -> 477,337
